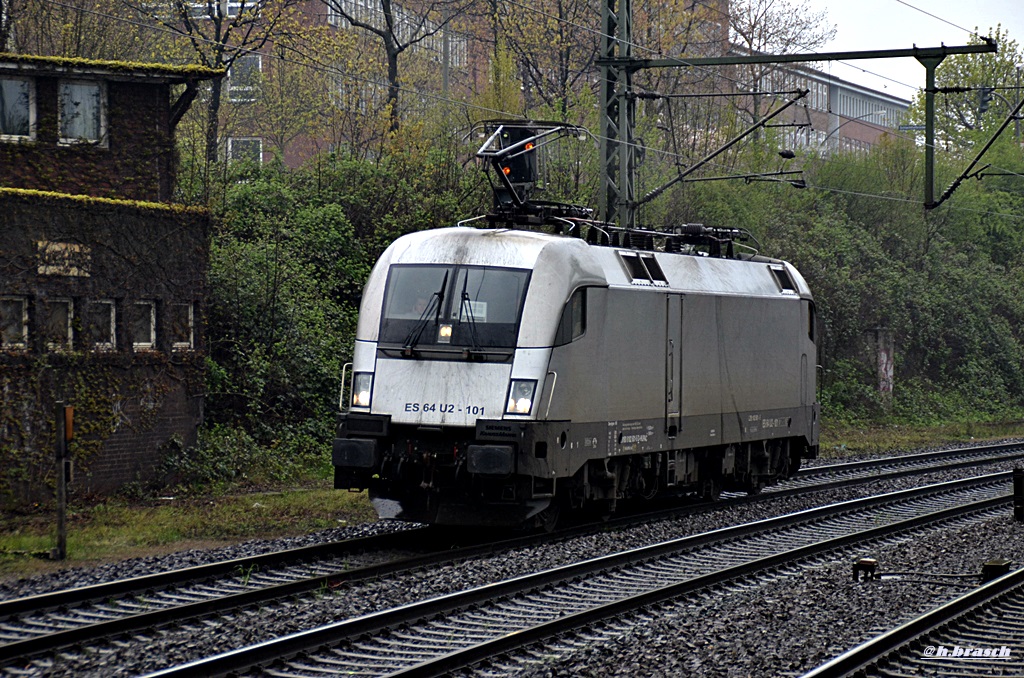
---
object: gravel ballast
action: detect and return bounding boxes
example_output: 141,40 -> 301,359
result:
3,458 -> 1023,677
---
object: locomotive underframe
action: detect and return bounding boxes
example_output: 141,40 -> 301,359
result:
333,406 -> 818,527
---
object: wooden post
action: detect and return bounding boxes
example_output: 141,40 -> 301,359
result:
52,402 -> 73,561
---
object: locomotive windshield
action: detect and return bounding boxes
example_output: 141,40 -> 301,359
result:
379,264 -> 531,352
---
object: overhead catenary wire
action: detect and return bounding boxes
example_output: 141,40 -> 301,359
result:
29,0 -> 1024,220
35,0 -> 1019,191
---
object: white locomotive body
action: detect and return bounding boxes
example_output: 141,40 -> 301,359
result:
333,226 -> 819,527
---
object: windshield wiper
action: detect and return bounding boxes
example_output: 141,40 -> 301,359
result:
402,271 -> 448,357
459,274 -> 483,359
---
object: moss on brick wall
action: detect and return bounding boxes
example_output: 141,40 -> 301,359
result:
0,191 -> 209,505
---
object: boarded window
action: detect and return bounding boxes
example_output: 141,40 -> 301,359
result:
87,300 -> 116,350
44,298 -> 73,350
0,297 -> 28,349
132,301 -> 156,349
170,303 -> 194,350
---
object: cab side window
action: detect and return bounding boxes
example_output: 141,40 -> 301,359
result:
554,288 -> 586,346
805,300 -> 817,343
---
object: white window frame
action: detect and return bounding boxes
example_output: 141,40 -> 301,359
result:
226,0 -> 253,17
58,79 -> 107,147
88,299 -> 117,351
44,298 -> 73,351
228,54 -> 262,103
326,0 -> 342,26
0,76 -> 36,142
132,300 -> 157,350
0,296 -> 28,349
227,136 -> 263,164
327,0 -> 374,27
170,303 -> 195,350
188,0 -> 253,19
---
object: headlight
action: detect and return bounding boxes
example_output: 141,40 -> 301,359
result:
506,379 -> 537,415
352,372 -> 373,408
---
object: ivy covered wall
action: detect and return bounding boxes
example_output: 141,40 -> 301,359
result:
0,77 -> 178,201
0,189 -> 209,505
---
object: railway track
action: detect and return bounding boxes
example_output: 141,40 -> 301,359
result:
803,563 -> 1024,677
1,442 -> 1021,674
781,439 -> 1024,493
145,473 -> 1013,677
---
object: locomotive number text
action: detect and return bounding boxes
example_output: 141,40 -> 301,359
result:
404,402 -> 485,415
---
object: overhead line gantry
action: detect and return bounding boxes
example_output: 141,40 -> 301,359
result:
596,0 -> 998,228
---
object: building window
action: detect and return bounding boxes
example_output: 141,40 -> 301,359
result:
188,0 -> 251,18
131,301 -> 156,350
43,298 -> 73,350
170,303 -> 194,350
0,296 -> 28,349
226,0 -> 251,17
327,0 -> 374,27
228,54 -> 261,103
0,77 -> 34,140
87,300 -> 116,350
59,80 -> 105,144
228,136 -> 263,164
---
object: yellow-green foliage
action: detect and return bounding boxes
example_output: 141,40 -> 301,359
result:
0,187 -> 208,214
0,52 -> 223,79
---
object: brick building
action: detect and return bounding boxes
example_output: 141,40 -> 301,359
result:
0,55 -> 220,504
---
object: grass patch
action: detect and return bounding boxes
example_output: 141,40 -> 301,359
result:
820,419 -> 1024,458
0,481 -> 374,582
4,420 -> 1023,584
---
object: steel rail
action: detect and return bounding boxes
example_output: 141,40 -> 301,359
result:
3,440 -> 1020,669
3,442 -> 1021,667
0,525 -> 574,662
796,439 -> 1024,477
801,566 -> 1024,678
142,472 -> 1012,678
0,437 -> 1011,623
0,528 -> 428,620
392,498 -> 1011,678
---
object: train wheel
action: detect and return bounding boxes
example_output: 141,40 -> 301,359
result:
747,478 -> 764,495
533,503 -> 561,533
699,477 -> 721,501
638,469 -> 660,501
788,449 -> 802,476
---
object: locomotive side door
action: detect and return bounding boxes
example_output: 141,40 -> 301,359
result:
665,294 -> 683,437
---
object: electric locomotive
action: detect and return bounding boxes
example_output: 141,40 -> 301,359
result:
332,122 -> 819,528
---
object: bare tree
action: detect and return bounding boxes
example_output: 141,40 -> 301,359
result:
729,0 -> 835,125
325,0 -> 478,132
119,0 -> 308,165
5,0 -> 159,59
493,0 -> 600,120
1,0 -> 11,51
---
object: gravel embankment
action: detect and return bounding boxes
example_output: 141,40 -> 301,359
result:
510,515 -> 1024,677
4,456 -> 1023,677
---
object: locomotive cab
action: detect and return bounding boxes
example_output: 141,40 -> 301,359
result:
333,228 -> 605,527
